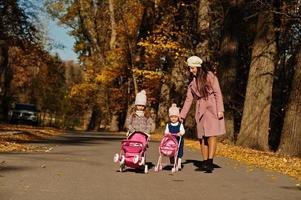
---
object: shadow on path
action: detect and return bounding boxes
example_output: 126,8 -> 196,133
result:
279,186 -> 301,191
6,132 -> 126,146
0,165 -> 33,173
183,159 -> 222,171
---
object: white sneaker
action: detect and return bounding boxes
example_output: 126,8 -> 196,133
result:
144,164 -> 148,174
177,158 -> 182,170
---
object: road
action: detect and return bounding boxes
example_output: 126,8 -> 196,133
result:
0,132 -> 300,200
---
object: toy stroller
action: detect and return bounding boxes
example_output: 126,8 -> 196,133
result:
113,131 -> 150,173
154,134 -> 182,173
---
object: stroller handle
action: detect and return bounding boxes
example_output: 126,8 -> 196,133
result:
164,133 -> 182,148
121,140 -> 144,146
127,131 -> 150,138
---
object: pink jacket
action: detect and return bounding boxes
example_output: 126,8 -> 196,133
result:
180,72 -> 226,138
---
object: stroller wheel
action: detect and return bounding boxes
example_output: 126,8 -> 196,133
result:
119,164 -> 125,172
120,155 -> 125,165
133,155 -> 139,164
144,164 -> 148,174
113,153 -> 119,163
139,157 -> 145,166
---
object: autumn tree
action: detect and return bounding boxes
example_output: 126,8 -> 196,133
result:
46,0 -> 110,129
0,0 -> 40,121
276,1 -> 301,156
8,44 -> 68,127
237,2 -> 277,151
46,0 -> 146,130
277,46 -> 301,156
217,0 -> 245,143
136,1 -> 191,131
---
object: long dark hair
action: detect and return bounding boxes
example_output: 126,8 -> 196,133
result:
193,61 -> 212,98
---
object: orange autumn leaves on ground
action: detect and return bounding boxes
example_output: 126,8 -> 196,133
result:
0,125 -> 62,152
151,133 -> 301,182
215,143 -> 301,182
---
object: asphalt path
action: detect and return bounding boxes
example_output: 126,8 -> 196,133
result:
0,132 -> 300,200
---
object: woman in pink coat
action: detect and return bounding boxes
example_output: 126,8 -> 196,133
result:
180,56 -> 226,172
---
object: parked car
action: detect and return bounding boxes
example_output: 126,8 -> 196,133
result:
9,103 -> 39,126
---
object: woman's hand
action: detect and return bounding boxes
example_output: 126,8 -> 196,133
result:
217,112 -> 224,119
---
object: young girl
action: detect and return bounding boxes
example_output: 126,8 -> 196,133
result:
126,90 -> 152,135
164,103 -> 185,170
180,56 -> 225,173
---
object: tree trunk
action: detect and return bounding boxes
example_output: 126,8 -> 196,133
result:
196,0 -> 210,59
157,78 -> 171,128
237,12 -> 277,151
118,1 -> 144,129
132,73 -> 138,95
108,0 -> 117,49
0,42 -> 9,121
157,58 -> 187,128
109,112 -> 119,132
0,40 -> 8,75
77,0 -> 103,55
87,105 -> 101,131
218,2 -> 244,143
277,48 -> 301,156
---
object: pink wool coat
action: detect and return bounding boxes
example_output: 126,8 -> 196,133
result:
180,72 -> 226,139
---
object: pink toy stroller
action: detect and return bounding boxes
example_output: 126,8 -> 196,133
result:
154,134 -> 182,173
113,131 -> 150,173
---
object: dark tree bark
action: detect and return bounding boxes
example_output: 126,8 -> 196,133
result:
277,47 -> 301,156
218,1 -> 244,143
237,12 -> 277,151
87,105 -> 102,131
196,0 -> 210,59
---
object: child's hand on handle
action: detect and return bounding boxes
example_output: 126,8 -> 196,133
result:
217,112 -> 224,119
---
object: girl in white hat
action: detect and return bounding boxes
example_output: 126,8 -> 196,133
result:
126,90 -> 152,135
164,103 -> 185,170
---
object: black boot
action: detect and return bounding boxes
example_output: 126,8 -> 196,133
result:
206,159 -> 214,173
201,160 -> 209,171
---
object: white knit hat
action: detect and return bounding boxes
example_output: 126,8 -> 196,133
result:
187,56 -> 203,67
135,90 -> 147,106
169,103 -> 180,117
